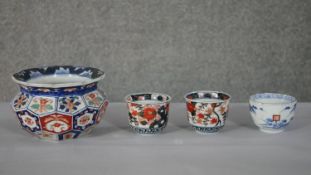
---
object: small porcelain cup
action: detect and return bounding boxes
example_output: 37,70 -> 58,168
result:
184,91 -> 231,134
249,93 -> 297,134
125,92 -> 171,134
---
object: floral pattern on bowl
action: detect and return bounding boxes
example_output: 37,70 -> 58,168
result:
125,93 -> 171,134
11,66 -> 109,141
184,91 -> 231,134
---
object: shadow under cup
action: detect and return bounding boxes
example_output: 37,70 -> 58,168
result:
184,91 -> 231,134
125,93 -> 171,134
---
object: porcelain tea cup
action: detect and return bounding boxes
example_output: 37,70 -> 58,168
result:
125,92 -> 171,134
249,93 -> 297,133
184,91 -> 231,134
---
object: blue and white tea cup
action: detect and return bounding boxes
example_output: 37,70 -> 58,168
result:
249,93 -> 297,134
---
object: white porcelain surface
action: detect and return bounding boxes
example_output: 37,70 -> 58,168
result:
27,74 -> 91,84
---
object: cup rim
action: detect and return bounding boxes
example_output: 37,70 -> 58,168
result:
12,65 -> 105,88
184,90 -> 231,103
124,92 -> 172,105
249,93 -> 297,105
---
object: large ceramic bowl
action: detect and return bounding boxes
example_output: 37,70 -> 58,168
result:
11,66 -> 109,141
184,91 -> 231,134
249,93 -> 297,133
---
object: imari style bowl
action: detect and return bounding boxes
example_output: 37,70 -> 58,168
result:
249,93 -> 297,134
125,92 -> 171,134
184,91 -> 231,134
11,66 -> 109,141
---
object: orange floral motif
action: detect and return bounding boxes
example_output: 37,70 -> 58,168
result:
65,98 -> 75,112
197,113 -> 205,119
58,96 -> 82,113
143,107 -> 157,121
130,103 -> 137,107
48,116 -> 69,123
219,106 -> 226,114
40,114 -> 72,133
39,98 -> 50,113
131,110 -> 138,116
89,93 -> 96,99
210,118 -> 218,124
14,95 -> 27,109
86,93 -> 102,107
187,102 -> 195,112
52,122 -> 61,128
17,96 -> 26,104
24,117 -> 34,126
79,115 -> 91,125
205,107 -> 213,115
29,97 -> 54,114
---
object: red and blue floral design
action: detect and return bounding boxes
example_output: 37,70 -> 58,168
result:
13,93 -> 31,111
184,91 -> 231,133
125,93 -> 171,134
11,66 -> 108,141
58,96 -> 86,114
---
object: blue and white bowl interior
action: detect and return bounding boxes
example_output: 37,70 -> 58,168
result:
249,93 -> 297,131
12,65 -> 105,88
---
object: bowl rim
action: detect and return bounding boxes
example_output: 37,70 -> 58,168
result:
184,90 -> 231,103
249,93 -> 297,105
12,65 -> 105,88
124,92 -> 172,105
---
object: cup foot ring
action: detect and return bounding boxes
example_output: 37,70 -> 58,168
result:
259,128 -> 285,134
130,125 -> 166,135
192,125 -> 224,134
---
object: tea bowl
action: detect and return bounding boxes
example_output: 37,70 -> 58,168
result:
11,66 -> 109,141
125,92 -> 171,134
249,93 -> 297,134
184,91 -> 231,134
